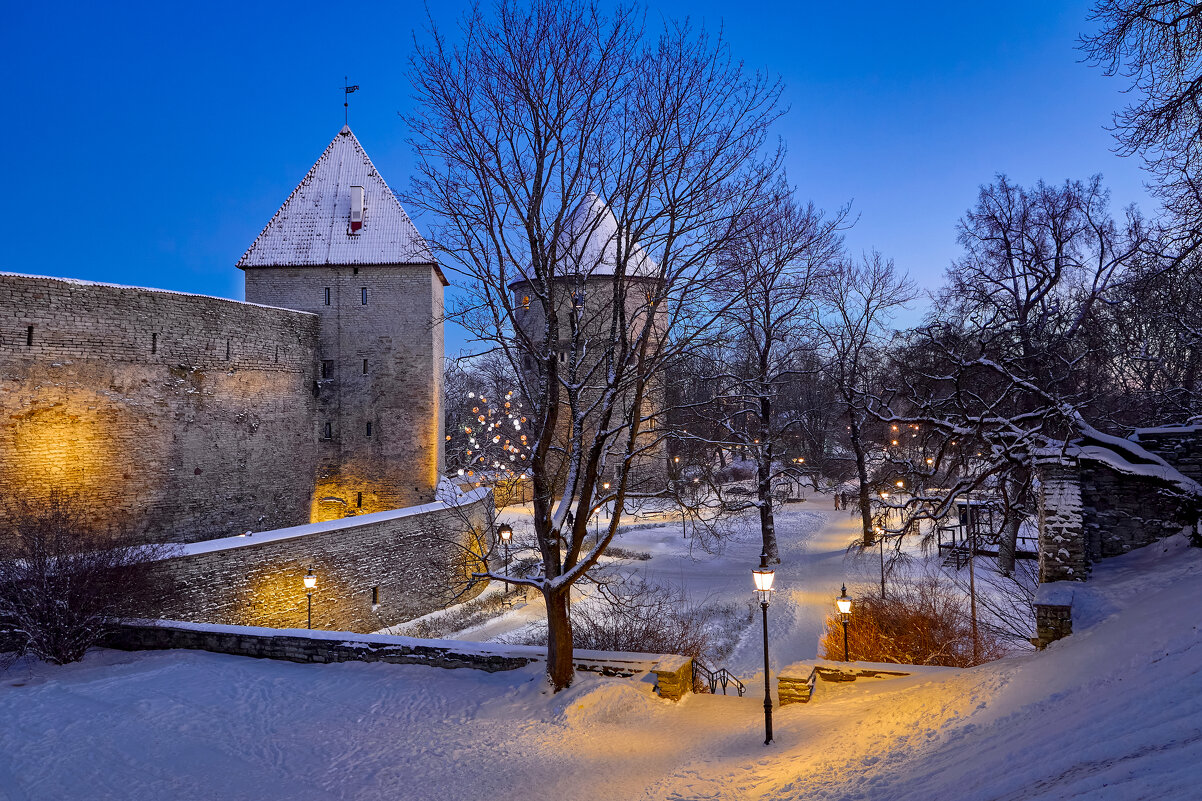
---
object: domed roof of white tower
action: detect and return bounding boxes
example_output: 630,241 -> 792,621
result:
556,192 -> 658,279
238,126 -> 442,281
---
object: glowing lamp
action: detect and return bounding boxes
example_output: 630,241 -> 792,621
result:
303,568 -> 317,590
836,583 -> 852,619
498,523 -> 513,542
752,567 -> 776,603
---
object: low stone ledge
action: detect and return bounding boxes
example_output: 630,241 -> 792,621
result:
650,655 -> 693,701
102,620 -> 693,699
1033,582 -> 1075,649
777,660 -> 954,706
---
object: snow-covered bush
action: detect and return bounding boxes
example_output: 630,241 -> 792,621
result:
0,492 -> 176,665
819,575 -> 1010,667
506,577 -> 750,664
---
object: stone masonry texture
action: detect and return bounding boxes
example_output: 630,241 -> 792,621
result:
244,264 -> 444,520
145,492 -> 492,632
0,274 -> 319,543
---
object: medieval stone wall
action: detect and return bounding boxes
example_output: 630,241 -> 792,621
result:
1132,426 -> 1202,483
1078,460 -> 1191,562
0,273 -> 319,543
146,490 -> 492,632
244,264 -> 444,521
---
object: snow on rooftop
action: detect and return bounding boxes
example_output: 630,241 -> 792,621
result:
238,126 -> 442,280
509,192 -> 659,287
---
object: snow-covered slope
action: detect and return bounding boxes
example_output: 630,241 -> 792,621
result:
1,534 -> 1198,800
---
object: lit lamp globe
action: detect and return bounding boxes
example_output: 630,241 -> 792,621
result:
303,568 -> 317,590
498,523 -> 513,542
836,584 -> 852,620
752,567 -> 776,604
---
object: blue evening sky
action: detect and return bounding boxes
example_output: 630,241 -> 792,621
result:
0,1 -> 1150,354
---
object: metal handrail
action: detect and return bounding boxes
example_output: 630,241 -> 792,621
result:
694,660 -> 746,696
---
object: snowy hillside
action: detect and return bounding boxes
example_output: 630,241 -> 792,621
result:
1,530 -> 1199,800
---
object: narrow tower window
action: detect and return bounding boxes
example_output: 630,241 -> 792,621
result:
151,333 -> 158,354
361,287 -> 368,305
321,360 -> 334,379
357,491 -> 363,508
349,185 -> 365,232
323,422 -> 332,439
362,358 -> 368,375
371,586 -> 379,606
366,422 -> 373,438
225,339 -> 231,360
25,326 -> 33,346
324,287 -> 331,306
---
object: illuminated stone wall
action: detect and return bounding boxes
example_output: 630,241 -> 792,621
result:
243,264 -> 444,522
145,490 -> 492,632
0,274 -> 319,543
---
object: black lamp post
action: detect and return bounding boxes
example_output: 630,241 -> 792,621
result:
498,523 -> 513,593
836,583 -> 852,662
303,567 -> 317,629
752,554 -> 776,746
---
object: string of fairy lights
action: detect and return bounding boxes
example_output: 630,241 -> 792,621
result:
446,390 -> 532,480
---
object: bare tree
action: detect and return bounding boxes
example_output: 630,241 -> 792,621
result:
1081,1 -> 1202,231
817,251 -> 914,545
0,492 -> 176,665
702,183 -> 847,561
406,0 -> 781,689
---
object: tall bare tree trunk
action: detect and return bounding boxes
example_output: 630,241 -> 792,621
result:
848,412 -> 876,545
544,587 -> 574,690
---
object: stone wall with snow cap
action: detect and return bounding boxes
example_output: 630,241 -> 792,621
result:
1036,457 -> 1087,583
0,273 -> 319,543
144,488 -> 492,632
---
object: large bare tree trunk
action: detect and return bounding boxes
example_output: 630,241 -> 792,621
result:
544,587 -> 574,690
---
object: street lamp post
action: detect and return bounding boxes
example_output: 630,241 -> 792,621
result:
836,583 -> 852,662
303,567 -> 317,629
752,555 -> 776,746
498,523 -> 513,593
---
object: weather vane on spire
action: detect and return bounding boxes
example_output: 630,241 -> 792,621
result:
344,77 -> 359,126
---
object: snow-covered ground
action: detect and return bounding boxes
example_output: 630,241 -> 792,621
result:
4,495 -> 1202,799
398,490 -> 868,680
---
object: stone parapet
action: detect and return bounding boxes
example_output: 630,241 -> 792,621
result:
1033,582 -> 1075,648
650,654 -> 693,701
145,490 -> 493,632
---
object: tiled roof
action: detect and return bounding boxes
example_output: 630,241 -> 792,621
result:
238,126 -> 442,281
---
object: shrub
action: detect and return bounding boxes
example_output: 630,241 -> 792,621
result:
502,577 -> 751,665
818,575 -> 1010,668
0,492 -> 175,665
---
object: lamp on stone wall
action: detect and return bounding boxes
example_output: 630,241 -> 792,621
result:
836,583 -> 852,662
303,567 -> 317,629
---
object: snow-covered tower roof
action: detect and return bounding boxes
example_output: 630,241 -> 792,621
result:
556,192 -> 658,279
238,126 -> 443,283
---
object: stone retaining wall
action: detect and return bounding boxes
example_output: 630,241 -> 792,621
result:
102,619 -> 693,700
146,490 -> 493,632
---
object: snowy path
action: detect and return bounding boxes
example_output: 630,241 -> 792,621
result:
457,492 -> 867,681
4,533 -> 1201,800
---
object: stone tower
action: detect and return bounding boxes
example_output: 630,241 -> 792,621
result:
509,193 -> 667,490
238,126 -> 446,521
